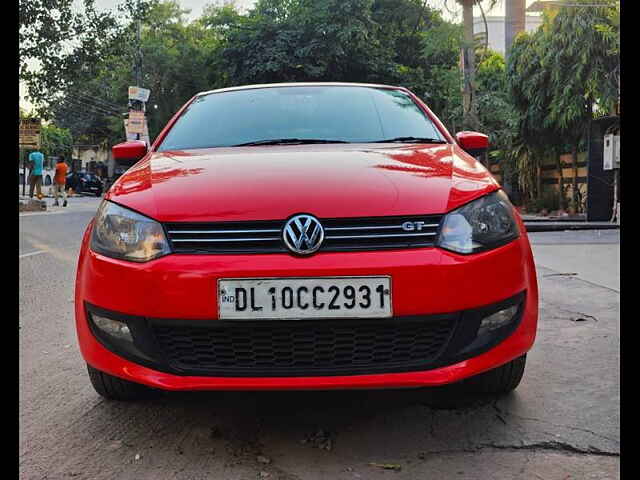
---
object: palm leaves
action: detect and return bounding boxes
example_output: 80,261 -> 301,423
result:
507,1 -> 619,210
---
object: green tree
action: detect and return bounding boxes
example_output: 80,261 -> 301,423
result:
208,0 -> 397,85
133,0 -> 225,137
507,1 -> 620,211
206,0 -> 464,130
415,12 -> 464,132
46,0 -> 225,143
40,124 -> 74,158
446,0 -> 498,130
546,1 -> 619,209
508,30 -> 556,206
475,51 -> 517,173
20,0 -> 120,109
23,0 -> 484,153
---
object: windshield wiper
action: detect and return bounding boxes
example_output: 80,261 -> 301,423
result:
371,136 -> 448,144
233,138 -> 352,146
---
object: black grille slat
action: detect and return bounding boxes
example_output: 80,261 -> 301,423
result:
151,317 -> 456,377
166,220 -> 285,254
165,215 -> 442,254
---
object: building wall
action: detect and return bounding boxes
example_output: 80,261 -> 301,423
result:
72,145 -> 112,176
72,145 -> 113,177
473,15 -> 543,54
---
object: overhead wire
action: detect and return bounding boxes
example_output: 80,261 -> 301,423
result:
69,89 -> 126,112
64,94 -> 122,116
59,96 -> 121,117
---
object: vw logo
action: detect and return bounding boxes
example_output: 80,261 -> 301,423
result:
283,214 -> 325,255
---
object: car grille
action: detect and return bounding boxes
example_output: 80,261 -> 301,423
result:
165,215 -> 442,254
150,316 -> 457,377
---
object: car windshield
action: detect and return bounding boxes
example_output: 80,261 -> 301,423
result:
157,86 -> 446,151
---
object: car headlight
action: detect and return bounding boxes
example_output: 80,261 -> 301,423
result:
90,200 -> 171,262
437,190 -> 519,254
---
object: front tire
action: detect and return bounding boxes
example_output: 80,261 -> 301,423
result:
464,354 -> 527,395
87,364 -> 157,401
420,355 -> 527,409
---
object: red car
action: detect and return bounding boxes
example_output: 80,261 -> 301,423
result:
75,83 -> 538,400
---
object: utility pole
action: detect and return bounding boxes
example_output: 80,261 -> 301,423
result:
136,12 -> 141,88
123,1 -> 150,147
130,1 -> 143,141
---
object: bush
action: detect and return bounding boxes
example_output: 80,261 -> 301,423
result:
529,190 -> 561,213
542,190 -> 560,211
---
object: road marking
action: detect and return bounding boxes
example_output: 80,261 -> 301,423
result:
19,250 -> 46,259
20,206 -> 99,217
19,210 -> 66,217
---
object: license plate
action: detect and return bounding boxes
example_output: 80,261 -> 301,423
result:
218,277 -> 392,320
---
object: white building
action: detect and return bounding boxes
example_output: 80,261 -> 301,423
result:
473,15 -> 543,54
72,144 -> 112,177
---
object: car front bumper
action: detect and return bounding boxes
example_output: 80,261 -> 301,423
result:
75,220 -> 538,391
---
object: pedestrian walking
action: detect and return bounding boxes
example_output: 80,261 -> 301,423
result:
53,155 -> 69,207
28,149 -> 44,199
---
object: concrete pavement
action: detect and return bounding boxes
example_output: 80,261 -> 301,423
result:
530,230 -> 620,291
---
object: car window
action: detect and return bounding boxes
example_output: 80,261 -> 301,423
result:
158,86 -> 445,151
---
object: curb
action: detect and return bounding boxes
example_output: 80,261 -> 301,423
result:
524,222 -> 619,232
522,218 -> 586,222
19,199 -> 47,212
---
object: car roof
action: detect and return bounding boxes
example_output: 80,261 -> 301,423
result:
197,82 -> 405,97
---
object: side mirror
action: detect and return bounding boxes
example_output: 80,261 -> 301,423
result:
112,141 -> 148,162
455,131 -> 489,157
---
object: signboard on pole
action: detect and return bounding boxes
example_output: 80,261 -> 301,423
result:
141,118 -> 150,146
127,110 -> 145,134
128,86 -> 151,103
19,118 -> 41,149
124,120 -> 138,141
125,115 -> 150,146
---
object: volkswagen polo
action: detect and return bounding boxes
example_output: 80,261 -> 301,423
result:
75,83 -> 538,400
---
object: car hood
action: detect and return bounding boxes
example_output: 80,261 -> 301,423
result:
107,144 -> 499,222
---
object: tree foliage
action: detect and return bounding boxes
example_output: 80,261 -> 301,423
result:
476,51 -> 514,150
22,0 -> 473,146
40,124 -> 74,158
16,0 -> 616,214
20,0 -> 121,105
210,0 -> 395,85
507,0 -> 620,209
24,0 -> 225,144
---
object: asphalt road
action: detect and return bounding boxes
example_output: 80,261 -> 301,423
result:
19,197 -> 620,480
